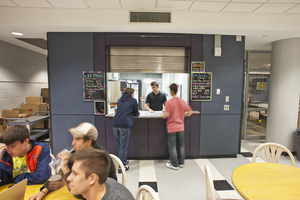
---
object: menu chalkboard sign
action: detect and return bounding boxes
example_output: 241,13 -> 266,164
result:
83,71 -> 105,101
191,72 -> 212,101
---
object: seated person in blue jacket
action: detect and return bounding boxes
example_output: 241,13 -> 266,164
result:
66,148 -> 134,200
0,125 -> 51,186
29,122 -> 117,200
112,87 -> 140,173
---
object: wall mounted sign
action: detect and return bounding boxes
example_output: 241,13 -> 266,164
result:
191,72 -> 212,101
83,71 -> 105,101
191,61 -> 205,72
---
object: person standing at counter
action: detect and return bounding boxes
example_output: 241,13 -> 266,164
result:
112,87 -> 140,173
161,83 -> 193,170
145,81 -> 167,113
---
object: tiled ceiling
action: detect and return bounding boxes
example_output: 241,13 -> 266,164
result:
1,0 -> 299,13
0,0 -> 300,54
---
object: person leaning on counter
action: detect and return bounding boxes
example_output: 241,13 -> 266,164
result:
145,81 -> 167,113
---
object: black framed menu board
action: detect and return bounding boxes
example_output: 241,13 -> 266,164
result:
83,71 -> 105,101
191,72 -> 212,101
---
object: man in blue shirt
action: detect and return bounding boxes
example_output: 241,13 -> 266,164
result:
112,87 -> 140,173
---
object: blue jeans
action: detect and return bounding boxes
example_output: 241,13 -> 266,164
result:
113,127 -> 130,165
167,131 -> 185,167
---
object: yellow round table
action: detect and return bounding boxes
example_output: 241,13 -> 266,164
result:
0,182 -> 78,200
232,163 -> 300,200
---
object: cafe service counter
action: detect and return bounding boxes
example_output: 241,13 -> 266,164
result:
105,111 -> 195,159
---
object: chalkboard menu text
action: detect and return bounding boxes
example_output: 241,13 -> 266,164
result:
83,71 -> 105,101
191,72 -> 212,101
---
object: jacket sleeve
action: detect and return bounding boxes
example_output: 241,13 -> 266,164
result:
13,144 -> 51,185
0,153 -> 13,186
133,100 -> 140,117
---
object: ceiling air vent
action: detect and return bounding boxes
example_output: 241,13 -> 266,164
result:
130,12 -> 171,23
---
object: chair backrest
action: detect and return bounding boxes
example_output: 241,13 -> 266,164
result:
252,142 -> 295,166
50,153 -> 55,161
205,165 -> 216,200
135,185 -> 160,200
109,154 -> 126,186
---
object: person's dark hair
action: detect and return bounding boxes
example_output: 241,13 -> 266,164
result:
123,87 -> 134,94
169,83 -> 178,95
0,125 -> 30,145
83,136 -> 96,146
71,148 -> 110,184
151,81 -> 159,87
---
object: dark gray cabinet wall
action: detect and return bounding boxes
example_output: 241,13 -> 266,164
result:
48,32 -> 244,157
200,35 -> 244,156
48,33 -> 95,155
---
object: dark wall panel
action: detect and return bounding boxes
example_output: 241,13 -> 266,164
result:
105,117 -> 118,155
51,115 -> 95,155
94,33 -> 106,71
190,115 -> 201,156
201,35 -> 244,115
149,118 -> 169,157
106,33 -> 191,46
200,115 -> 240,155
95,115 -> 106,149
128,118 -> 149,157
48,32 -> 94,115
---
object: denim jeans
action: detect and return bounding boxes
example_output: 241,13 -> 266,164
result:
113,127 -> 130,165
167,131 -> 185,167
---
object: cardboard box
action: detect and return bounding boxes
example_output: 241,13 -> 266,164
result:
21,104 -> 48,116
2,110 -> 19,118
41,88 -> 49,103
0,117 -> 7,136
18,113 -> 29,118
26,96 -> 43,105
13,108 -> 29,114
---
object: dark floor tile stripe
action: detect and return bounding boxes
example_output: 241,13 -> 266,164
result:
213,180 -> 234,191
138,182 -> 158,192
241,152 -> 253,157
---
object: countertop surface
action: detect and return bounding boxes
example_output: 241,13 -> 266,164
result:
106,110 -> 163,118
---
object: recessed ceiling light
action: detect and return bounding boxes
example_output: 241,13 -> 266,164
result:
11,32 -> 23,36
262,35 -> 269,37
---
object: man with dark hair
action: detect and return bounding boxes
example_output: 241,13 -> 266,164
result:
0,125 -> 51,185
67,148 -> 134,200
145,81 -> 167,113
112,87 -> 140,172
29,122 -> 116,200
161,83 -> 194,170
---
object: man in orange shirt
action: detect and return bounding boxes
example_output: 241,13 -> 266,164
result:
161,83 -> 193,170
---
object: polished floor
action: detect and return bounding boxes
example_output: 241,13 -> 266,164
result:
121,139 -> 300,200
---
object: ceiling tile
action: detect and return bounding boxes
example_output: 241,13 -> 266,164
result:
254,3 -> 297,13
84,0 -> 121,8
11,0 -> 52,7
121,0 -> 156,9
285,4 -> 300,13
267,0 -> 300,3
195,0 -> 230,2
190,2 -> 228,11
0,0 -> 18,7
157,1 -> 192,10
47,0 -> 87,8
232,0 -> 266,2
223,3 -> 262,12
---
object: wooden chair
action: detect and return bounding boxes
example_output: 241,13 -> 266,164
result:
135,185 -> 160,200
252,142 -> 295,166
109,154 -> 126,186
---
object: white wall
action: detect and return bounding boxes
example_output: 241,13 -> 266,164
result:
0,40 -> 48,117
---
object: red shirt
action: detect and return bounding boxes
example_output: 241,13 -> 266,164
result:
164,97 -> 192,133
